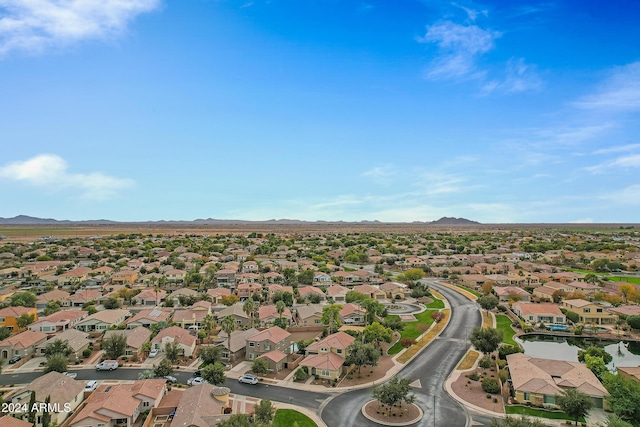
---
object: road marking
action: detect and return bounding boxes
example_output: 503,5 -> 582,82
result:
409,379 -> 422,388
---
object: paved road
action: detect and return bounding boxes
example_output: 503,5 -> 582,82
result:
0,368 -> 331,410
321,281 -> 482,427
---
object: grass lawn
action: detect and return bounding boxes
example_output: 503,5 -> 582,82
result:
387,309 -> 438,354
273,409 -> 317,427
427,298 -> 445,309
608,275 -> 640,285
505,405 -> 584,423
495,314 -> 518,347
456,284 -> 482,297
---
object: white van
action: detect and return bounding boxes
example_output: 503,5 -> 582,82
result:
84,380 -> 98,392
95,360 -> 119,371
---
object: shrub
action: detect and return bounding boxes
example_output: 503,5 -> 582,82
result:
400,338 -> 417,348
499,369 -> 508,384
497,360 -> 506,369
82,349 -> 92,358
479,356 -> 493,369
468,372 -> 480,381
293,367 -> 310,381
481,378 -> 500,394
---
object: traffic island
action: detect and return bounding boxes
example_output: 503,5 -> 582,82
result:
361,400 -> 423,426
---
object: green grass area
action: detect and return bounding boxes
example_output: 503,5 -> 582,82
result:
495,314 -> 518,347
387,308 -> 438,354
505,405 -> 584,423
456,284 -> 482,297
273,409 -> 317,427
426,298 -> 445,309
608,276 -> 640,285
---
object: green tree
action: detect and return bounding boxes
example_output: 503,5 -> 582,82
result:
598,415 -> 634,427
603,373 -> 640,423
626,315 -> 640,330
164,341 -> 181,363
202,313 -> 216,339
102,333 -> 127,359
345,341 -> 380,374
321,304 -> 343,334
345,291 -> 367,303
42,395 -> 52,427
201,362 -> 226,385
251,358 -> 269,376
276,300 -> 287,323
16,313 -> 35,330
44,353 -> 68,373
27,391 -> 36,424
11,291 -> 37,307
556,388 -> 593,426
254,399 -> 275,424
584,355 -> 608,380
103,296 -> 121,309
489,416 -> 546,427
242,299 -> 256,324
372,377 -> 415,417
0,327 -> 11,341
42,300 -> 62,316
382,316 -> 405,332
297,269 -> 314,285
197,345 -> 222,366
216,414 -> 254,427
477,295 -> 499,312
283,267 -> 297,287
578,346 -> 613,364
363,322 -> 393,348
44,339 -> 72,357
153,358 -> 174,377
469,327 -> 503,356
360,298 -> 385,324
399,268 -> 425,284
221,315 -> 237,358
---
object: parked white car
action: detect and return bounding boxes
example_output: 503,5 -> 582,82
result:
238,374 -> 258,385
149,349 -> 159,357
187,377 -> 208,386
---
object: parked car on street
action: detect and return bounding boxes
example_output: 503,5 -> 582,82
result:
238,374 -> 259,385
187,377 -> 208,386
164,375 -> 177,383
63,372 -> 78,379
95,360 -> 119,371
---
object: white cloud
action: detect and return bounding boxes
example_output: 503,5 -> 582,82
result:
0,0 -> 161,56
0,154 -> 134,199
416,171 -> 469,195
573,62 -> 640,112
600,184 -> 640,205
594,143 -> 640,155
586,154 -> 640,174
451,3 -> 488,21
419,21 -> 500,80
482,58 -> 542,94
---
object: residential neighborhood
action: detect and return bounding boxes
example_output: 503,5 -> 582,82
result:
0,227 -> 639,427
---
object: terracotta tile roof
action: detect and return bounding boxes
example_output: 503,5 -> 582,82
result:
125,308 -> 171,325
0,415 -> 33,427
171,384 -> 228,427
295,304 -> 323,320
513,302 -> 563,316
0,306 -> 34,318
326,285 -> 349,297
339,303 -> 365,318
104,327 -> 151,350
258,305 -> 292,321
0,330 -> 47,349
507,353 -> 608,398
152,326 -> 196,347
78,309 -> 130,324
306,332 -> 354,353
300,351 -> 345,371
259,349 -> 288,363
247,326 -> 291,344
37,309 -> 87,324
45,328 -> 90,352
298,286 -> 324,297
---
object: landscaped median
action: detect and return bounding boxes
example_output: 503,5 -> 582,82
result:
387,294 -> 447,355
505,405 -> 585,424
396,309 -> 450,364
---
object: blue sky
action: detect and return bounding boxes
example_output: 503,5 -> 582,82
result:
1,0 -> 639,223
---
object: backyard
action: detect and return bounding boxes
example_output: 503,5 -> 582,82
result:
495,314 -> 519,347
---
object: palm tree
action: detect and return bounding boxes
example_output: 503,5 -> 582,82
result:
202,314 -> 216,341
220,315 -> 236,360
276,300 -> 286,323
243,299 -> 256,326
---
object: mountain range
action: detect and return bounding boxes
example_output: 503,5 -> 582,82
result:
0,215 -> 480,226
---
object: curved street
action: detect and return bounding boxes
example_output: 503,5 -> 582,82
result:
321,281 -> 482,427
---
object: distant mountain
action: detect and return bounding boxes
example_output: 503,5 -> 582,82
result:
430,217 -> 480,225
0,215 -> 480,225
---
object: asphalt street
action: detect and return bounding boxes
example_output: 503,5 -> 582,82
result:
320,281 -> 482,427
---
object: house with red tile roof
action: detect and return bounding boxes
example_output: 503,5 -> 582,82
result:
104,326 -> 152,359
0,306 -> 38,331
132,288 -> 166,306
151,326 -> 196,357
68,379 -> 165,427
29,309 -> 87,334
353,284 -> 386,300
207,287 -> 231,304
493,286 -> 531,303
299,351 -> 347,380
258,305 -> 293,327
125,308 -> 171,329
0,330 -> 48,360
512,302 -> 566,325
339,303 -> 366,325
326,284 -> 349,302
298,286 -> 326,301
0,415 -> 32,427
170,384 -> 232,427
237,283 -> 262,299
245,326 -> 291,362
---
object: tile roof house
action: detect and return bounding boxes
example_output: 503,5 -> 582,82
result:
299,351 -> 346,380
206,287 -> 231,304
124,308 -> 171,329
172,301 -> 212,330
132,288 -> 166,306
0,306 -> 38,331
326,284 -> 349,302
507,353 -> 609,409
67,289 -> 102,307
561,299 -> 618,325
74,309 -> 131,333
35,289 -> 71,310
151,326 -> 196,357
237,283 -> 263,299
0,330 -> 48,361
245,326 -> 291,362
0,415 -> 32,427
379,282 -> 411,299
170,384 -> 232,427
298,286 -> 326,301
512,302 -> 566,325
353,284 -> 386,300
295,304 -> 323,327
215,328 -> 260,363
28,309 -> 87,334
38,328 -> 90,361
257,305 -> 293,327
338,303 -> 366,325
305,331 -> 354,356
493,286 -> 531,303
104,326 -> 151,359
68,379 -> 166,427
5,372 -> 85,427
216,304 -> 251,328
257,349 -> 288,373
